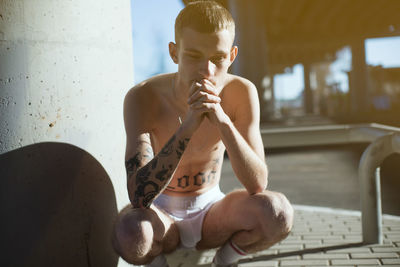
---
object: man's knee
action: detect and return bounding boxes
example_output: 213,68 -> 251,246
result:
112,207 -> 161,265
251,191 -> 294,241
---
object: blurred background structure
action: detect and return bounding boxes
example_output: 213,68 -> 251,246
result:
132,0 -> 400,127
227,0 -> 400,127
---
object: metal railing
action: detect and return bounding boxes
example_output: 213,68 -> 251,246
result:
261,123 -> 400,244
359,133 -> 400,243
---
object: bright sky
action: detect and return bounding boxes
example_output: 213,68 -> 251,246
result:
366,36 -> 400,67
131,0 -> 183,83
131,0 -> 400,100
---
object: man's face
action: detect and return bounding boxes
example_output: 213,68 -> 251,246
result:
171,27 -> 237,90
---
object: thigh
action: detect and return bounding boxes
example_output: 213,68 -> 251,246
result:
196,189 -> 252,249
150,204 -> 182,254
196,189 -> 283,249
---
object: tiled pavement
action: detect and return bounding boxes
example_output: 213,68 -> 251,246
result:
164,205 -> 400,267
123,143 -> 400,267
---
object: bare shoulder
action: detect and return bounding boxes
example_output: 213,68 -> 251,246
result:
222,74 -> 259,103
125,73 -> 173,106
124,73 -> 174,130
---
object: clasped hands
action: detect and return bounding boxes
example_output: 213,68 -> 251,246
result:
184,79 -> 228,130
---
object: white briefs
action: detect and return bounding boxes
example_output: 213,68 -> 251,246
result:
153,184 -> 225,249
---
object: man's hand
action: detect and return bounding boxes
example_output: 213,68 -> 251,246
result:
186,79 -> 228,126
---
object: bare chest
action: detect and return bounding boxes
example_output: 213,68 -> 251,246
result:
152,114 -> 223,161
151,115 -> 225,194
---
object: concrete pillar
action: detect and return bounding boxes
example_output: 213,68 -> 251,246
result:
228,0 -> 269,103
303,62 -> 314,114
0,0 -> 133,265
268,74 -> 276,117
350,39 -> 369,114
261,74 -> 276,119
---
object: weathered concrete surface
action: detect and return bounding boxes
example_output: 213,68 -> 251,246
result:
0,1 -> 133,266
0,0 -> 133,211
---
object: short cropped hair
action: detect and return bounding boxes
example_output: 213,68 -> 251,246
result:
175,1 -> 235,44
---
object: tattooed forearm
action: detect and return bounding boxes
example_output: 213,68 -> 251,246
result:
155,164 -> 173,181
145,146 -> 154,157
132,180 -> 160,208
125,143 -> 154,179
129,134 -> 192,208
151,157 -> 158,169
136,164 -> 151,183
176,138 -> 190,158
159,135 -> 175,156
125,152 -> 141,178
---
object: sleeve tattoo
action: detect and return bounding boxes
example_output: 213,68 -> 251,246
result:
125,134 -> 190,208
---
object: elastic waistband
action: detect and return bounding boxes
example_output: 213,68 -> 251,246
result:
155,184 -> 222,210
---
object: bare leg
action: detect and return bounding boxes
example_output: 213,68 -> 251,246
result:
197,189 -> 294,253
112,204 -> 180,265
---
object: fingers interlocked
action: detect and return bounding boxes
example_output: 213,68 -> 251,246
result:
187,80 -> 221,112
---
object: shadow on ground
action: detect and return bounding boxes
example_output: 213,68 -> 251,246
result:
239,242 -> 365,264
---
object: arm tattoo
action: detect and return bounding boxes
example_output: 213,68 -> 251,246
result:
133,180 -> 159,208
151,157 -> 158,169
125,152 -> 141,178
145,146 -> 154,158
159,135 -> 175,156
176,138 -> 190,158
125,143 -> 154,179
129,134 -> 192,208
155,164 -> 173,181
136,164 -> 151,183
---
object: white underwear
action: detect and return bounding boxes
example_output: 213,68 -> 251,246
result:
153,184 -> 225,249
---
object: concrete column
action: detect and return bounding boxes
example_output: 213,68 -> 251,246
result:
303,62 -> 314,114
0,0 -> 133,265
0,0 -> 133,205
228,0 -> 269,102
269,74 -> 276,117
350,39 -> 369,114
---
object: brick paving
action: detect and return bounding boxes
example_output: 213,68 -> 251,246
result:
121,145 -> 400,267
163,205 -> 400,267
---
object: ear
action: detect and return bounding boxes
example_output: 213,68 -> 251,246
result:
229,46 -> 238,64
169,42 -> 179,64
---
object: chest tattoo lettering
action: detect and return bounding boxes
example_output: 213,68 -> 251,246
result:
169,158 -> 220,189
177,175 -> 190,188
194,172 -> 206,186
173,169 -> 218,189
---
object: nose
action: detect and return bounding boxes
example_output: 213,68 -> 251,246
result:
198,60 -> 216,79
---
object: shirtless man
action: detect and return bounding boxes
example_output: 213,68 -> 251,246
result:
112,1 -> 293,266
